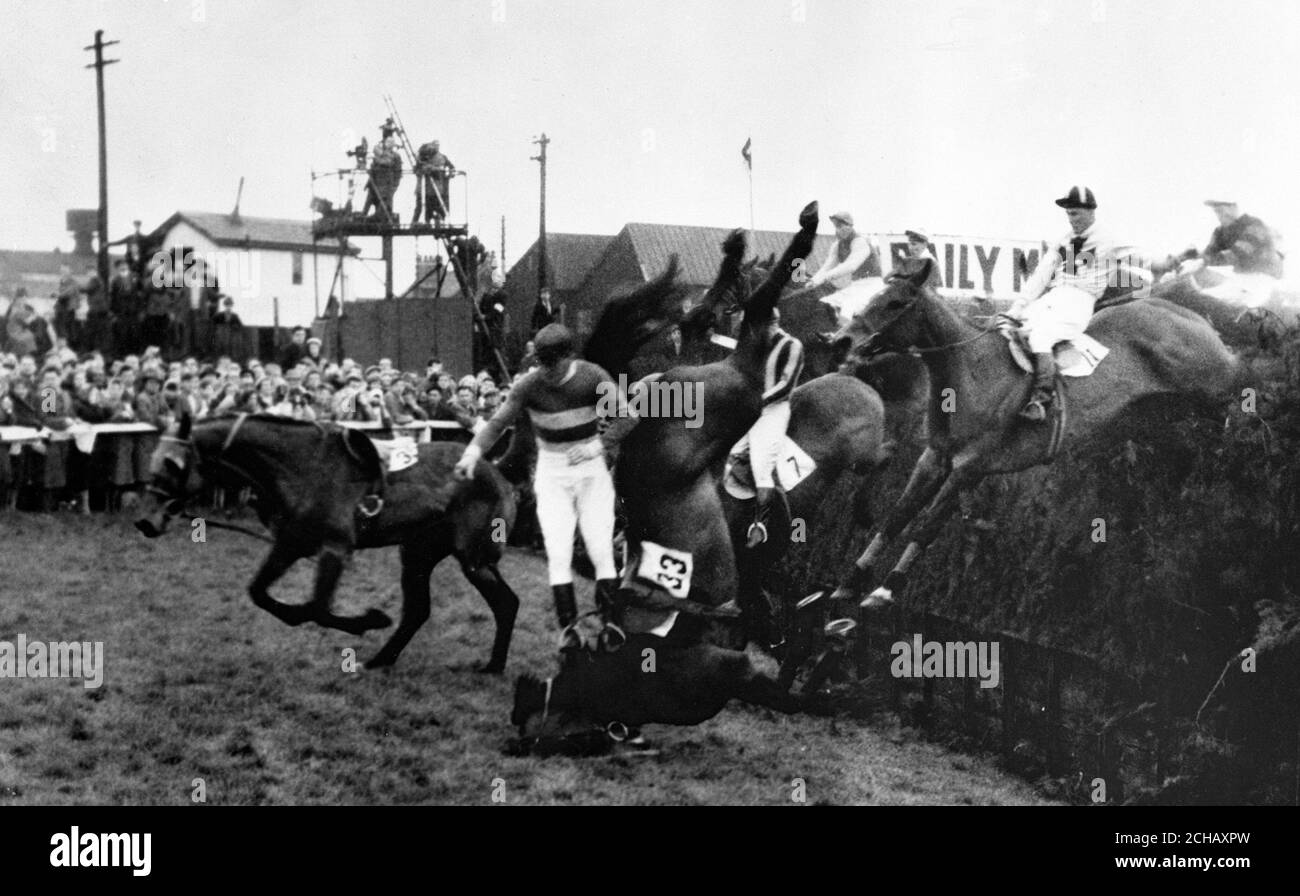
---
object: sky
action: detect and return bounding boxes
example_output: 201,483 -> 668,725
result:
3,0 -> 1299,293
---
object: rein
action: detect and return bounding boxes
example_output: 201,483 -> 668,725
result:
866,293 -> 1003,357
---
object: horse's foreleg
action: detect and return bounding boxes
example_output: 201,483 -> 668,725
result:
365,543 -> 444,669
832,447 -> 949,603
248,542 -> 312,626
862,467 -> 972,609
460,560 -> 519,674
309,542 -> 393,636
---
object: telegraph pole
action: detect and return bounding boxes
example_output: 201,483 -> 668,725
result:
85,30 -> 119,289
530,133 -> 549,299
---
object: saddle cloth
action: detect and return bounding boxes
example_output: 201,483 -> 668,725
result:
368,435 -> 420,474
998,319 -> 1109,378
723,435 -> 817,500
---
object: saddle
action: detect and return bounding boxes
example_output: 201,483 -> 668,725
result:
723,436 -> 817,500
996,316 -> 1109,378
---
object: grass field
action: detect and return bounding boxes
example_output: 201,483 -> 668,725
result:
0,512 -> 1056,805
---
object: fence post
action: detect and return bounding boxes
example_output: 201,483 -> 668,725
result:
1046,653 -> 1063,776
1000,637 -> 1016,758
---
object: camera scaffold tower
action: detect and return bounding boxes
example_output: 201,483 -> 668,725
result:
310,98 -> 509,377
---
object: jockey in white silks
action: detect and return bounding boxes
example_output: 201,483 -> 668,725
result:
1173,198 -> 1284,307
731,310 -> 805,548
808,210 -> 885,327
1008,185 -> 1152,422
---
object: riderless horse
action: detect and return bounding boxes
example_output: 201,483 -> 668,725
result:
826,258 -> 1244,613
136,413 -> 529,670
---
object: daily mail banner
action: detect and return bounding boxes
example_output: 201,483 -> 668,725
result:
872,233 -> 1050,301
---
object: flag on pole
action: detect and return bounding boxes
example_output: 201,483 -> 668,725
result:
741,137 -> 752,171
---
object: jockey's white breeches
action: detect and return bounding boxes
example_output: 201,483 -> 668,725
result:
734,400 -> 791,490
1199,269 -> 1278,308
534,447 -> 617,585
824,277 -> 885,328
1019,285 -> 1096,354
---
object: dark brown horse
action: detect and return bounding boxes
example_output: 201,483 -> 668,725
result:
513,202 -> 863,749
828,258 -> 1245,612
135,414 -> 528,670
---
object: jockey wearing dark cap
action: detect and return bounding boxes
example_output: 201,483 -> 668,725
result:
455,323 -> 625,637
1008,185 -> 1149,422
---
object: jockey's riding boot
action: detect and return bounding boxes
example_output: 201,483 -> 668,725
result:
1019,352 -> 1058,423
552,583 -> 578,630
594,578 -> 621,623
747,487 -> 776,548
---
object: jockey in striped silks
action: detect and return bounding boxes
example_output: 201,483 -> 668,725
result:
736,309 -> 805,548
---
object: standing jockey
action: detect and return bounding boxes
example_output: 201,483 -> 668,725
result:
736,309 -> 805,548
1009,185 -> 1149,422
454,323 -> 623,634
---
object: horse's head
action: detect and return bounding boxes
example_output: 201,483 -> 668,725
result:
840,258 -> 938,365
506,669 -> 613,758
134,413 -> 197,538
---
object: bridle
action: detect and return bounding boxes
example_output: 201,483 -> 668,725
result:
857,286 -> 1002,358
146,414 -> 280,541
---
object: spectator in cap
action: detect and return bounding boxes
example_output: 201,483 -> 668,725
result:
304,335 -> 326,367
905,229 -> 944,290
808,210 -> 884,325
278,326 -> 309,371
1009,185 -> 1149,422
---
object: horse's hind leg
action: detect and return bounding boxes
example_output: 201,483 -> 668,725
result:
308,541 -> 392,636
459,559 -> 519,674
365,542 -> 448,669
249,542 -> 313,627
863,465 -> 972,609
832,447 -> 949,604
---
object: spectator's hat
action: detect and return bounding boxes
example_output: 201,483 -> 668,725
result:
1204,197 -> 1237,208
306,336 -> 322,347
458,374 -> 478,389
904,228 -> 931,244
1054,185 -> 1097,209
363,364 -> 380,378
344,372 -> 363,385
140,369 -> 164,385
829,211 -> 854,226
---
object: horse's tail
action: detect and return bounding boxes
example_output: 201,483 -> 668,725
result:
457,459 -> 518,568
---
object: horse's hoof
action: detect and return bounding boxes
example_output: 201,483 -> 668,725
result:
860,587 -> 894,610
362,609 -> 393,631
824,618 -> 857,640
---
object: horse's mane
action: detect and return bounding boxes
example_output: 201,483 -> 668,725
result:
583,257 -> 690,379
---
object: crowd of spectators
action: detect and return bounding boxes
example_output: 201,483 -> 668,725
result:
1,317 -> 535,511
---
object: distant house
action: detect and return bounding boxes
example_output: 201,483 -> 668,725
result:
147,211 -> 358,327
561,224 -> 839,341
503,224 -> 846,363
502,233 -> 614,362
